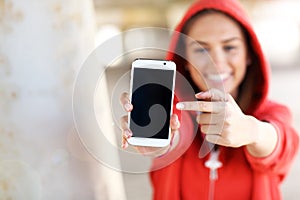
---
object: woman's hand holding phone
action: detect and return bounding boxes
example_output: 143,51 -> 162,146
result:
119,92 -> 180,157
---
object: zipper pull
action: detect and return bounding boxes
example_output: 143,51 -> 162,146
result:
204,149 -> 222,180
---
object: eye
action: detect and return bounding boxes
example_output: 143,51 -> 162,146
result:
193,48 -> 208,54
224,45 -> 236,52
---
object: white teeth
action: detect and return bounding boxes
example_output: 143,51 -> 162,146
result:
206,73 -> 231,82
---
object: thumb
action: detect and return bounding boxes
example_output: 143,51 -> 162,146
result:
226,93 -> 241,110
195,88 -> 228,102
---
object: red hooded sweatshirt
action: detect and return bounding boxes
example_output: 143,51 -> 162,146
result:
150,0 -> 299,199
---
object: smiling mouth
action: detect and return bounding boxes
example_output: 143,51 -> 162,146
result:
205,73 -> 232,82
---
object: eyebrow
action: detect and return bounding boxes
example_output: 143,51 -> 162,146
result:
189,37 -> 242,46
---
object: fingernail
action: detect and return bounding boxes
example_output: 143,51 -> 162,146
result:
124,103 -> 132,111
121,142 -> 128,149
195,92 -> 204,98
124,130 -> 132,138
176,103 -> 184,110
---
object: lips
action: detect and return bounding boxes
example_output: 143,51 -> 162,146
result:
205,73 -> 232,82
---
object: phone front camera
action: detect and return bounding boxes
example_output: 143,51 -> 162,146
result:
163,62 -> 166,65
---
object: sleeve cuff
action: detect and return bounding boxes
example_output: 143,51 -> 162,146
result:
244,121 -> 282,169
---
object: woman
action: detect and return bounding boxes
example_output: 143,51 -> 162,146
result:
120,0 -> 299,199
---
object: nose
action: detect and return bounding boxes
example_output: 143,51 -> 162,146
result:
209,49 -> 226,72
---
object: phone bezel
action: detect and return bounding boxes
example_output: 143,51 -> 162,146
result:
127,58 -> 176,147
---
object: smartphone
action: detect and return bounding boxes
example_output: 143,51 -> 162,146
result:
128,58 -> 176,147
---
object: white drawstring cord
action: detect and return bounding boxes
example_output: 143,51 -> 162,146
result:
204,149 -> 222,200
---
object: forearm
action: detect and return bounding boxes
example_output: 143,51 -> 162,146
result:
246,116 -> 278,158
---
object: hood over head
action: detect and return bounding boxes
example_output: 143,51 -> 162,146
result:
167,0 -> 270,114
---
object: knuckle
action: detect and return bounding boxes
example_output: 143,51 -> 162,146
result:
200,102 -> 207,110
196,115 -> 201,123
225,115 -> 233,126
215,124 -> 223,134
200,125 -> 207,133
221,137 -> 231,146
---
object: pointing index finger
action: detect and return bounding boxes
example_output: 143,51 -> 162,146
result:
176,101 -> 225,113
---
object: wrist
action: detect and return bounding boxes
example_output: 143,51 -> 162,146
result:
245,117 -> 278,157
246,115 -> 262,146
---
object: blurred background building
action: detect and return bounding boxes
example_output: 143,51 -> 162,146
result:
0,0 -> 299,199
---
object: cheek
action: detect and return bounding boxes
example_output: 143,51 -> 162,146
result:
231,53 -> 247,74
232,57 -> 248,86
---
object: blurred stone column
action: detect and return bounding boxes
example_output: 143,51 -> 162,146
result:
0,0 -> 125,199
